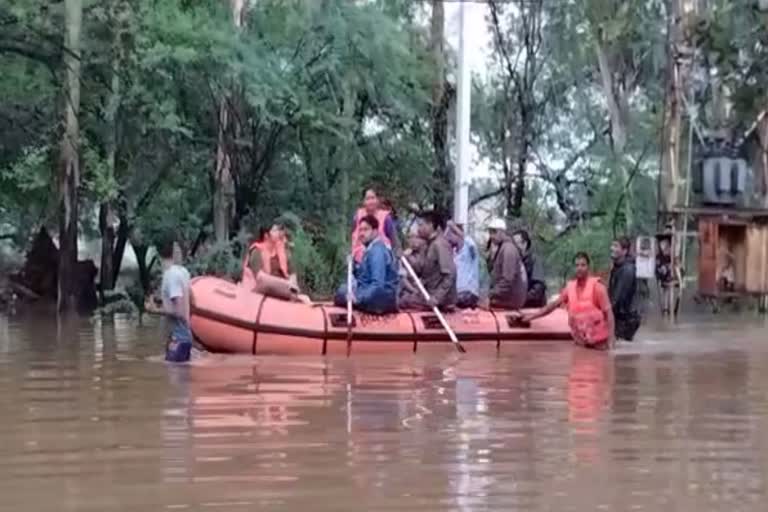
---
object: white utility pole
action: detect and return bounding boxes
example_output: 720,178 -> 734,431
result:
453,1 -> 471,227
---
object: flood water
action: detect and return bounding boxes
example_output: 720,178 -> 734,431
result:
1,312 -> 768,511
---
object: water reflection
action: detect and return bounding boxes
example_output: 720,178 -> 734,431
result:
1,314 -> 768,510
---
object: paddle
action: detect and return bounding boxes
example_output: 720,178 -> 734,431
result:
400,256 -> 466,354
346,255 -> 354,356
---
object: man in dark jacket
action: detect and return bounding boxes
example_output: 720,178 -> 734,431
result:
512,229 -> 547,307
609,236 -> 641,341
399,211 -> 457,310
487,218 -> 527,310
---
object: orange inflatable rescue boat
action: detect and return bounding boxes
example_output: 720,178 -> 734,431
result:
190,276 -> 572,355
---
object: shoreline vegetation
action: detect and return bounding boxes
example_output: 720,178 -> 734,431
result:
2,2 -> 766,315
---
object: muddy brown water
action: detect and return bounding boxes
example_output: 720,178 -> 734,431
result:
1,311 -> 768,511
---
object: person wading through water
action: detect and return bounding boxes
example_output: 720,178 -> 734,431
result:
512,229 -> 547,307
446,221 -> 480,309
350,188 -> 401,263
334,215 -> 399,315
240,221 -> 310,304
399,211 -> 457,311
609,236 -> 641,341
486,218 -> 527,310
523,252 -> 615,350
144,234 -> 193,363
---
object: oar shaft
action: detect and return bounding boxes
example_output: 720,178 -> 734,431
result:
346,256 -> 353,325
400,256 -> 463,350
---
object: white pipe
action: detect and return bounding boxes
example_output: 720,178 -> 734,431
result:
453,1 -> 471,227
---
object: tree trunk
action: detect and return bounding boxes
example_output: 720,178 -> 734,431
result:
111,207 -> 130,284
658,0 -> 693,229
213,98 -> 235,244
99,0 -> 129,294
594,38 -> 628,153
212,0 -> 244,243
57,0 -> 83,312
430,0 -> 450,214
594,35 -> 635,232
758,114 -> 768,208
99,205 -> 116,293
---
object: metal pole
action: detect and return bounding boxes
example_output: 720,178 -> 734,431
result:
453,1 -> 471,227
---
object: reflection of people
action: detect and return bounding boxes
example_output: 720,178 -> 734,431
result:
524,252 -> 614,350
144,234 -> 193,363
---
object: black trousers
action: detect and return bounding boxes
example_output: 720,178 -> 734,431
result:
615,312 -> 641,341
456,291 -> 479,309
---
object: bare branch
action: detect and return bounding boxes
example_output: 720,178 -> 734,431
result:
470,187 -> 505,207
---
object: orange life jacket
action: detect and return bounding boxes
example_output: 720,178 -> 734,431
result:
351,208 -> 392,263
240,238 -> 289,288
565,277 -> 609,346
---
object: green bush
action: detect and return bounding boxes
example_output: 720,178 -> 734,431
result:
187,241 -> 243,281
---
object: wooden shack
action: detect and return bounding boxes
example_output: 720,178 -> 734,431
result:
698,212 -> 768,297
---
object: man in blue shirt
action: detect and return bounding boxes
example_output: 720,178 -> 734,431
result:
446,221 -> 479,309
335,215 -> 399,315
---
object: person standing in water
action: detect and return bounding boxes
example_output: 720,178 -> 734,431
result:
609,236 -> 641,341
145,234 -> 193,363
523,252 -> 615,350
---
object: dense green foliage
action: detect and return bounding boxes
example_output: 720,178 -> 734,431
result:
2,0 -> 767,298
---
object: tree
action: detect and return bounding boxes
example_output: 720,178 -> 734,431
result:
57,0 -> 83,311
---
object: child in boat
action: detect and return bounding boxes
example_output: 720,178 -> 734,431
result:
334,215 -> 399,315
523,251 -> 615,350
144,234 -> 193,363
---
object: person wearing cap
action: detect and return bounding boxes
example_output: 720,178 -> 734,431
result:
445,221 -> 480,309
487,217 -> 527,310
512,229 -> 547,308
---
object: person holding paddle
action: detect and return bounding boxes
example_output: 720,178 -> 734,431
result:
334,215 -> 398,315
399,211 -> 457,311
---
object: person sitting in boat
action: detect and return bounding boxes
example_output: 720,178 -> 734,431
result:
351,188 -> 401,263
399,229 -> 426,299
486,218 -> 527,310
445,221 -> 479,309
241,221 -> 311,304
399,211 -> 457,311
512,229 -> 547,308
522,251 -> 615,350
334,215 -> 399,315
